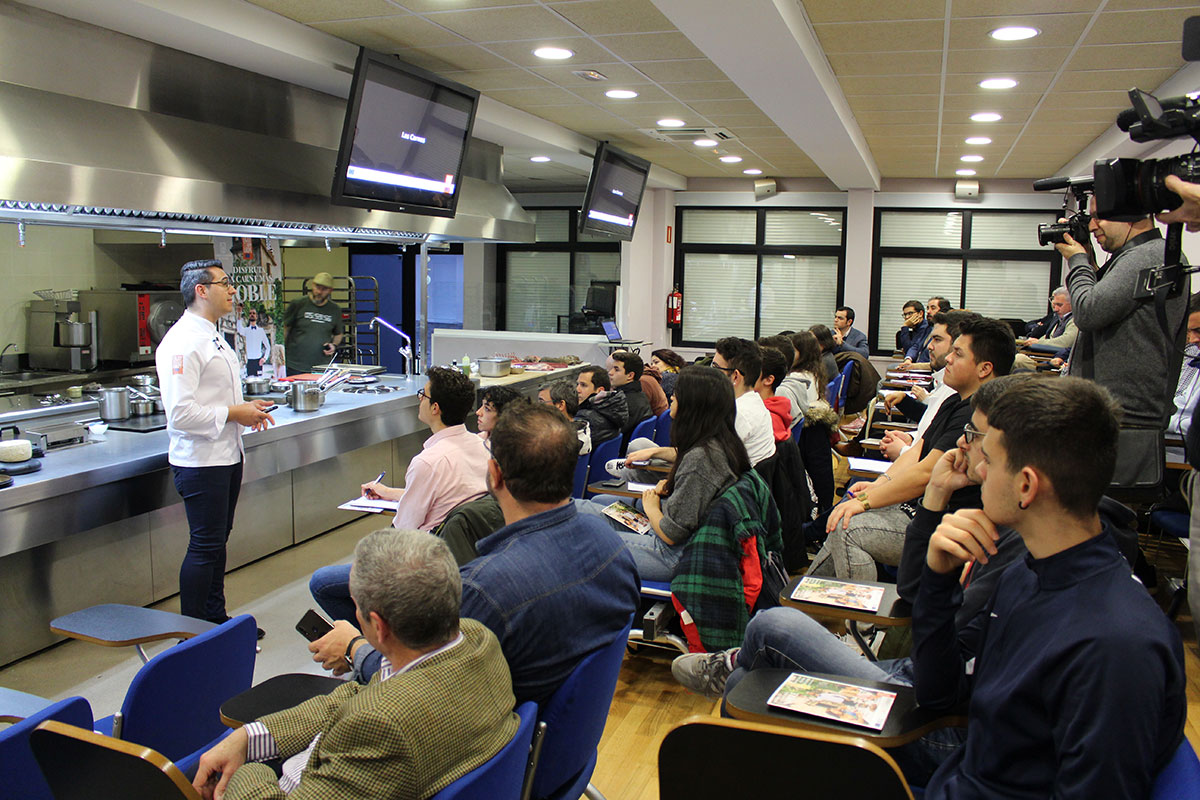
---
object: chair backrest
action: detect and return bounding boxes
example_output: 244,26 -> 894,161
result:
119,614 -> 257,763
623,415 -> 657,455
0,697 -> 93,800
431,701 -> 538,800
837,361 -> 854,408
825,374 -> 840,406
586,436 -> 622,484
653,409 -> 672,446
572,453 -> 590,499
31,719 -> 200,800
658,717 -> 913,800
1152,738 -> 1200,799
529,616 -> 634,799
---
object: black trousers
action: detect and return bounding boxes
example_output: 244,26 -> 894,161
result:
173,461 -> 243,621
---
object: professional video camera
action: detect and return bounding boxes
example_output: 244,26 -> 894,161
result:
1033,175 -> 1094,246
1092,88 -> 1200,221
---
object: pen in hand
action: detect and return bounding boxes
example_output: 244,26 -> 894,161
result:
362,470 -> 386,499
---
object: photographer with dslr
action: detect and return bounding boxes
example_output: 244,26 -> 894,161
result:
1051,198 -> 1188,431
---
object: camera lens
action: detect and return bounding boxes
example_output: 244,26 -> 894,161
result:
1038,222 -> 1070,247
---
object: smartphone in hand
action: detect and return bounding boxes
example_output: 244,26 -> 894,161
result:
629,459 -> 651,467
296,608 -> 334,642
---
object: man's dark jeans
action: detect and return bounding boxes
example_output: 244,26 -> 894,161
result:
173,461 -> 243,622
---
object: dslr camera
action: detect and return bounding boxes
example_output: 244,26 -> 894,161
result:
1092,88 -> 1200,221
1033,175 -> 1093,246
1037,211 -> 1090,247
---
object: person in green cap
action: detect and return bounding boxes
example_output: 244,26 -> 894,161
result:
282,271 -> 344,375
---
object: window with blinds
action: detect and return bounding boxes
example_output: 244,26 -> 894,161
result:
500,208 -> 621,334
674,207 -> 845,347
871,209 -> 1058,354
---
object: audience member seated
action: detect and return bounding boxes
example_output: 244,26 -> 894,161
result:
650,348 -> 687,399
310,403 -> 640,705
308,367 -> 490,622
713,336 -> 775,466
927,296 -> 951,317
831,305 -> 870,356
575,365 -> 628,444
898,300 -> 931,362
911,377 -> 1183,798
755,347 -> 793,441
609,351 -> 660,431
590,365 -> 751,582
783,331 -> 826,424
758,335 -> 805,424
809,324 -> 841,385
538,378 -> 592,454
677,375 -> 1180,797
879,311 -> 972,460
1019,287 -> 1077,351
809,317 -> 1015,582
1168,295 -> 1200,437
616,349 -> 669,415
194,530 -> 518,800
475,385 -> 525,442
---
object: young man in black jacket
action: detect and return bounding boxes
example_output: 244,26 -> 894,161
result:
608,351 -> 652,436
574,366 -> 627,445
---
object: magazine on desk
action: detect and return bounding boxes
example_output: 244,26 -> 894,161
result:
767,673 -> 896,731
790,576 -> 884,612
602,501 -> 652,534
338,497 -> 400,514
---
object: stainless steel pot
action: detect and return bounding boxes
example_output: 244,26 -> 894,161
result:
287,381 -> 325,412
130,398 -> 156,417
130,374 -> 157,389
243,377 -> 271,395
98,387 -> 130,421
57,321 -> 91,347
476,357 -> 512,377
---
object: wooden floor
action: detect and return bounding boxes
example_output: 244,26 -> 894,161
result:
593,534 -> 1200,800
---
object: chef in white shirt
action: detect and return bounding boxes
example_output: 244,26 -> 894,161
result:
156,259 -> 275,626
236,308 -> 271,377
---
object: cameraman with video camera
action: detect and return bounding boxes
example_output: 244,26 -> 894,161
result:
1052,200 -> 1188,431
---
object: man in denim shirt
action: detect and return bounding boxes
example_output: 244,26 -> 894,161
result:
311,403 -> 640,704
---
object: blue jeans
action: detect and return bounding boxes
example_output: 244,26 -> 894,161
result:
172,462 -> 243,622
309,564 -> 356,623
727,607 -> 965,787
586,495 -> 682,582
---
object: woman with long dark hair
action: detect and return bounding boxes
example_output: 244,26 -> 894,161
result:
592,365 -> 751,581
649,348 -> 687,400
808,324 -> 839,387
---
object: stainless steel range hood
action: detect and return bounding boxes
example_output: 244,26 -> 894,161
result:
0,2 -> 533,243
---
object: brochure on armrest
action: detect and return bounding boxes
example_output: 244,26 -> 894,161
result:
338,497 -> 400,514
847,457 -> 890,474
766,673 -> 896,731
790,576 -> 884,612
602,501 -> 651,534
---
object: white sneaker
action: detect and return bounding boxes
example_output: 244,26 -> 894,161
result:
605,458 -> 626,479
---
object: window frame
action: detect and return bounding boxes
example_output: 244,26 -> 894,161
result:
868,207 -> 1062,355
497,207 -> 621,333
671,205 -> 847,348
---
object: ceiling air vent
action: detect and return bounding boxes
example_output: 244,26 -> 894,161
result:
639,127 -> 738,144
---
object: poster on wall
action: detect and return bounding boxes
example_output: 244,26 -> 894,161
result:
213,237 -> 285,378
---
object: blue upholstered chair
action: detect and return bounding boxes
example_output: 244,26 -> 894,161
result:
622,415 -> 657,455
653,409 -> 672,446
94,614 -> 257,768
572,453 -> 591,499
526,617 -> 634,800
1152,736 -> 1200,799
584,436 -> 622,496
431,701 -> 538,800
0,696 -> 93,800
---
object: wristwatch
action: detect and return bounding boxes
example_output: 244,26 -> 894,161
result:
345,634 -> 366,665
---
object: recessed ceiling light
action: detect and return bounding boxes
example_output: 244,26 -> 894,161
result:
533,46 -> 574,60
693,138 -> 718,147
965,137 -> 992,145
529,156 -> 551,163
956,169 -> 977,176
605,89 -> 638,99
989,26 -> 1039,41
657,118 -> 686,127
719,155 -> 743,163
960,155 -> 984,162
743,168 -> 763,175
979,78 -> 1018,90
970,112 -> 1002,122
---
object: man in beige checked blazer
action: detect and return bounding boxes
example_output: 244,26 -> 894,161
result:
193,529 -> 518,800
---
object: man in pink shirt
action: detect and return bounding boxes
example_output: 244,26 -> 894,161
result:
310,367 -> 489,621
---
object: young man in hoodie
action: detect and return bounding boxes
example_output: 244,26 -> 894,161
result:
575,366 -> 628,445
755,346 -> 793,442
608,351 -> 654,436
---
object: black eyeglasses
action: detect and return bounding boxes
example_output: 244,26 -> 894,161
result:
202,278 -> 234,289
417,388 -> 428,401
962,422 -> 986,444
713,365 -> 736,375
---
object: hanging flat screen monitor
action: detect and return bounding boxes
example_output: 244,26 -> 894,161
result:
331,48 -> 480,218
578,143 -> 651,241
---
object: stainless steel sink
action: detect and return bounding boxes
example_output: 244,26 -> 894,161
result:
0,371 -> 62,382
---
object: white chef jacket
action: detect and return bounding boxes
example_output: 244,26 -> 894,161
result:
237,321 -> 271,360
156,310 -> 245,468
